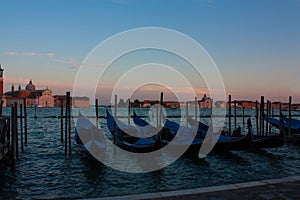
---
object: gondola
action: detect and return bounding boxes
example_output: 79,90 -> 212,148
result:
187,115 -> 209,133
188,114 -> 284,149
133,111 -> 178,141
265,113 -> 300,135
75,113 -> 106,158
106,110 -> 159,153
133,111 -> 202,154
164,118 -> 251,151
283,115 -> 300,134
250,132 -> 284,148
132,111 -> 162,138
187,115 -> 242,137
189,115 -> 284,149
133,112 -> 251,154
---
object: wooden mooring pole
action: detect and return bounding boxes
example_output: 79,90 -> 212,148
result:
11,104 -> 15,165
288,96 -> 292,140
63,92 -> 72,156
159,92 -> 164,128
34,105 -> 37,119
0,116 -> 10,164
127,98 -> 130,125
65,96 -> 68,155
158,92 -> 163,147
210,99 -> 213,125
260,96 -> 264,136
234,100 -> 237,130
156,100 -> 159,128
266,100 -> 269,135
23,98 -> 28,144
242,107 -> 245,126
113,95 -> 117,144
60,99 -> 63,142
20,104 -> 24,152
11,103 -> 18,165
279,102 -> 282,121
67,92 -> 71,155
228,95 -> 232,135
256,100 -> 259,135
279,102 -> 284,142
186,102 -> 188,127
14,103 -> 18,158
268,100 -> 272,135
95,99 -> 99,128
195,97 -> 198,122
271,102 -> 274,118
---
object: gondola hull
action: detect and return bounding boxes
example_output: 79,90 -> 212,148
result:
75,114 -> 106,161
113,139 -> 159,153
251,130 -> 284,149
106,110 -> 159,153
213,133 -> 251,151
162,119 -> 252,154
134,112 -> 252,154
266,115 -> 300,135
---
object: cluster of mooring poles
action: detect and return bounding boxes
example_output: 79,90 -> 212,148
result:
109,94 -> 295,139
1,92 -> 296,165
0,99 -> 28,167
60,91 -> 72,156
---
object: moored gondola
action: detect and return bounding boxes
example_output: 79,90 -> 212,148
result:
164,118 -> 251,152
75,113 -> 106,159
283,115 -> 300,135
251,132 -> 284,148
133,112 -> 251,154
189,114 -> 284,149
106,110 -> 159,153
265,113 -> 300,135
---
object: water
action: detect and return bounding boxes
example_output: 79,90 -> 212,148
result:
0,107 -> 300,199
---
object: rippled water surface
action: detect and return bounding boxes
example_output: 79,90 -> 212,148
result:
0,107 -> 300,199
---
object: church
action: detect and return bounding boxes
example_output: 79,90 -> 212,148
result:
0,65 -> 54,107
5,80 -> 54,107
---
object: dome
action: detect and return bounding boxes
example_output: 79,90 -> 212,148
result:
26,80 -> 36,91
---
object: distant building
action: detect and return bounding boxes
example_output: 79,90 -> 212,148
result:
53,95 -> 71,107
231,100 -> 257,109
199,94 -> 213,108
186,100 -> 198,108
53,95 -> 90,108
4,80 -> 54,107
73,97 -> 90,108
0,65 -> 89,108
179,102 -> 187,108
142,101 -> 152,108
142,100 -> 157,108
164,101 -> 180,109
215,100 -> 226,108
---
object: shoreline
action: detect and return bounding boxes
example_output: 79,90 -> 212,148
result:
89,176 -> 300,200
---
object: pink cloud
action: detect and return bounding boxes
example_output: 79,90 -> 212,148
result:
3,51 -> 55,57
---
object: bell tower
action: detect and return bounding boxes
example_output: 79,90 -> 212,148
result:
0,64 -> 4,96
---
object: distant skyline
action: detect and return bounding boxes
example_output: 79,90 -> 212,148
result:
0,0 -> 299,104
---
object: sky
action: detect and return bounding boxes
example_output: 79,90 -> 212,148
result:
0,0 -> 299,104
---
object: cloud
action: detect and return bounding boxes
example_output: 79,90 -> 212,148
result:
3,51 -> 55,57
53,58 -> 105,69
53,58 -> 79,69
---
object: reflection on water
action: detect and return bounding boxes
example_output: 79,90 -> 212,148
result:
0,107 -> 299,199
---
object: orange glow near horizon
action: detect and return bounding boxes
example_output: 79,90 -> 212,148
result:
3,76 -> 300,104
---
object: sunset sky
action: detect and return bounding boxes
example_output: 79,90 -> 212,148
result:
0,0 -> 299,104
